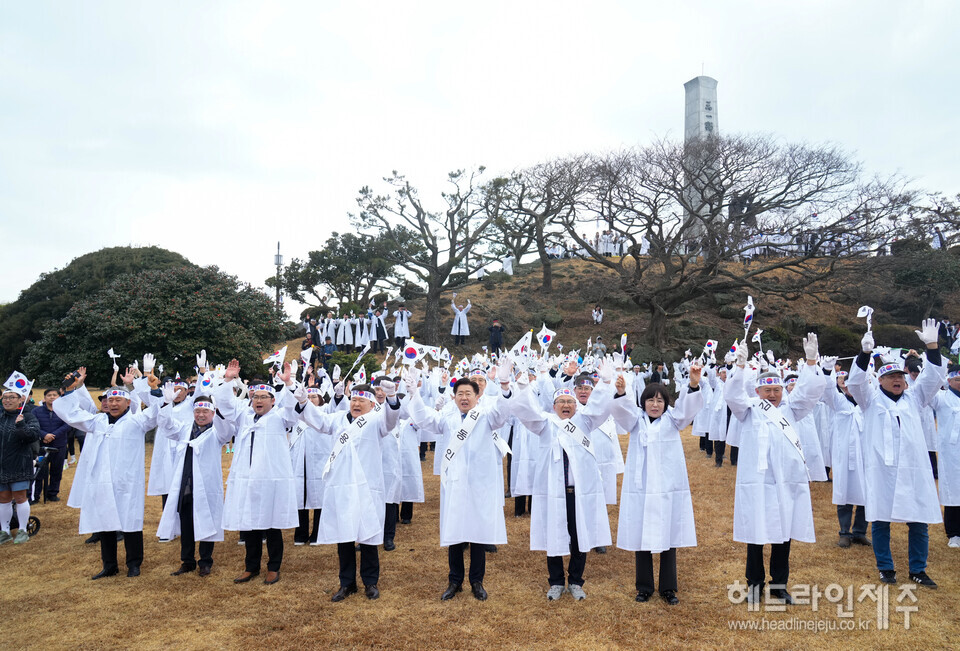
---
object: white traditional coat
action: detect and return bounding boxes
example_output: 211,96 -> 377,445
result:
932,386 -> 960,506
846,353 -> 944,524
214,382 -> 299,531
407,389 -> 510,546
450,300 -> 471,336
508,416 -> 537,496
792,405 -> 828,481
396,420 -> 425,503
821,381 -> 866,507
299,400 -> 400,545
725,363 -> 825,544
611,385 -> 703,552
393,309 -> 412,339
54,383 -> 159,534
505,384 -> 614,556
155,404 -> 234,541
147,397 -> 195,497
288,418 -> 334,510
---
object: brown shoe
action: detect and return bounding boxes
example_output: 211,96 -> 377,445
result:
264,571 -> 280,585
233,570 -> 259,584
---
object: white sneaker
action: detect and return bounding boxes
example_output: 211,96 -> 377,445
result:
948,536 -> 960,548
64,461 -> 69,470
567,584 -> 587,601
158,538 -> 172,543
546,585 -> 564,601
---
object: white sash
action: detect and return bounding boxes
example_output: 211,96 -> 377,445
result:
323,413 -> 371,478
440,408 -> 481,482
547,415 -> 597,461
756,399 -> 808,478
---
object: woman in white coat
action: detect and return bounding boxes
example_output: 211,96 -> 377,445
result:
288,388 -> 333,546
610,365 -> 703,605
450,295 -> 471,346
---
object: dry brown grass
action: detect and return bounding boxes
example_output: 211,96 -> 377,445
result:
5,428 -> 958,650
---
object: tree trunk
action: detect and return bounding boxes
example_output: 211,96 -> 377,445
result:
535,237 -> 553,293
421,285 -> 442,343
645,303 -> 668,351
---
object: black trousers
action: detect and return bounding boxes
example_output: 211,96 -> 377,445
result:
419,442 -> 428,460
930,451 -> 938,479
242,529 -> 283,573
635,548 -> 678,595
453,335 -> 465,346
338,542 -> 379,587
546,490 -> 586,586
400,501 -> 413,522
179,494 -> 214,570
100,530 -> 144,572
944,506 -> 960,538
514,495 -> 531,516
34,447 -> 65,499
384,503 -> 399,542
372,337 -> 387,353
701,436 -> 714,456
295,509 -> 321,543
729,445 -> 739,465
68,431 -> 84,456
394,336 -> 406,349
448,542 -> 485,584
746,541 -> 791,588
714,440 -> 726,461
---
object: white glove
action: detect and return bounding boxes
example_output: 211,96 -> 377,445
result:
332,365 -> 341,382
196,349 -> 207,370
820,355 -> 838,372
143,353 -> 156,374
380,380 -> 397,399
723,351 -> 736,365
404,368 -> 420,395
113,361 -> 120,372
333,381 -> 345,398
131,359 -> 139,371
516,369 -> 530,387
157,364 -> 164,376
802,333 -> 819,361
289,359 -> 298,379
915,318 -> 939,346
434,395 -> 446,410
599,358 -> 614,384
161,381 -> 177,405
293,383 -> 308,404
496,360 -> 513,385
537,358 -> 549,374
735,342 -> 749,367
861,331 -> 875,353
766,349 -> 775,364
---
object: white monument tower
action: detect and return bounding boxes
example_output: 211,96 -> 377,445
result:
684,76 -> 718,141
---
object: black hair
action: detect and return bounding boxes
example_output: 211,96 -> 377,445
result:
43,387 -> 59,396
452,378 -> 480,395
639,383 -> 672,411
904,357 -> 922,374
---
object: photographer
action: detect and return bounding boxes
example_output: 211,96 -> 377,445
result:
0,389 -> 42,544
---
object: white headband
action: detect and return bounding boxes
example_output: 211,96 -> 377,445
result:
105,389 -> 130,399
193,401 -> 214,411
351,390 -> 376,401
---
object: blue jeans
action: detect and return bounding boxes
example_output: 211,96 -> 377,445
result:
871,521 -> 928,574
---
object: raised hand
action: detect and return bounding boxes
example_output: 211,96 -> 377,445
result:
143,353 -> 156,375
802,333 -> 819,363
861,331 -> 875,354
161,381 -> 177,405
224,359 -> 241,381
915,318 -> 940,347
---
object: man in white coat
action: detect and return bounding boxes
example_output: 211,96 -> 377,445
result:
393,304 -> 412,349
54,367 -> 159,579
845,319 -> 945,588
724,334 -> 825,604
156,388 -> 233,577
932,366 -> 960,547
404,369 -> 511,601
215,360 -> 299,586
298,380 -> 401,601
504,361 -> 616,601
450,295 -> 471,346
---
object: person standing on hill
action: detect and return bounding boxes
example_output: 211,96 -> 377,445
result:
393,304 -> 412,349
488,319 -> 506,353
450,294 -> 471,346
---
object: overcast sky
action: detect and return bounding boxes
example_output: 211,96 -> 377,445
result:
2,1 -> 957,317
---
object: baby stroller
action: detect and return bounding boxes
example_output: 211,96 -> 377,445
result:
9,446 -> 56,537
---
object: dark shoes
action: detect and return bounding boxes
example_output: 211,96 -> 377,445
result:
635,591 -> 652,603
332,583 -> 358,602
441,582 -> 463,601
234,570 -> 260,584
909,572 -> 937,589
46,496 -> 60,502
484,545 -> 498,553
198,566 -> 212,577
769,588 -> 793,605
365,584 -> 380,599
400,518 -> 412,525
91,568 -> 118,580
661,590 -> 679,605
592,546 -> 607,554
851,535 -> 871,546
471,582 -> 488,601
384,539 -> 396,552
879,570 -> 897,585
264,571 -> 280,585
85,533 -> 101,544
837,536 -> 852,548
127,567 -> 141,578
171,564 -> 195,576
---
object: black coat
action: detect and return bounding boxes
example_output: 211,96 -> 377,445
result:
0,408 -> 41,484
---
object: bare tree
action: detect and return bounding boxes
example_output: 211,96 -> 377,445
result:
566,135 -> 913,348
352,168 -> 503,343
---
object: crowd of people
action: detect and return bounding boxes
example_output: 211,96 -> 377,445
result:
1,308 -> 958,609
